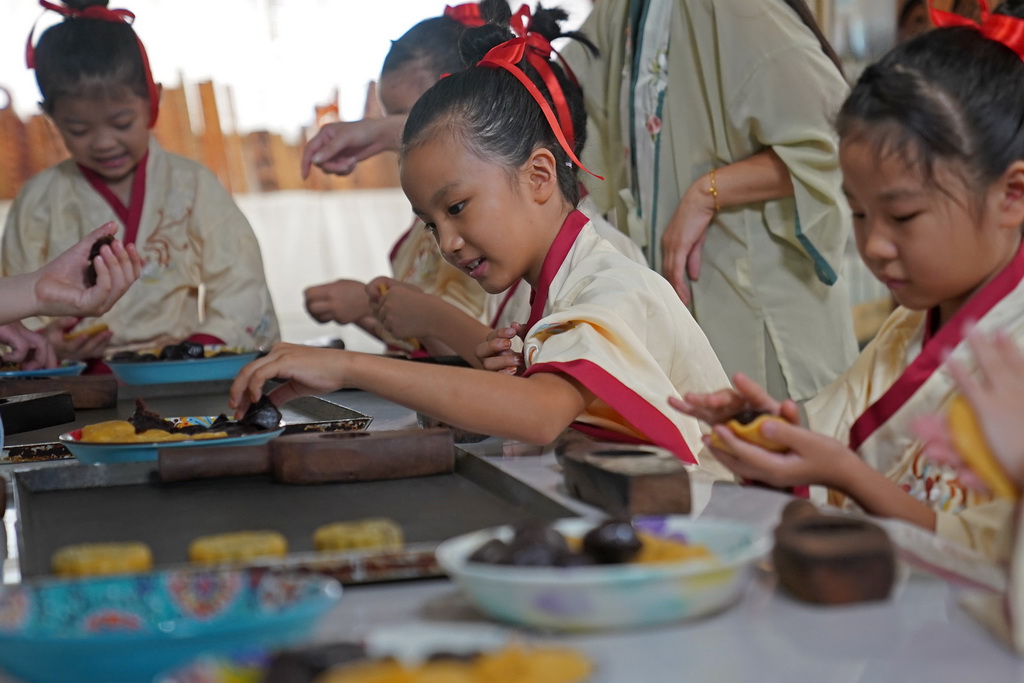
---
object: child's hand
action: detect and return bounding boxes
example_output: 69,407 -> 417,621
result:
33,222 -> 141,318
670,372 -> 797,426
475,324 -> 525,375
367,278 -> 433,340
916,330 -> 1024,491
304,279 -> 371,324
707,417 -> 858,490
300,117 -> 406,178
0,322 -> 57,370
229,342 -> 349,417
41,317 -> 113,361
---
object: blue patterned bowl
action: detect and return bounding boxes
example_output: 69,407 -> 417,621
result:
435,516 -> 769,631
0,568 -> 341,683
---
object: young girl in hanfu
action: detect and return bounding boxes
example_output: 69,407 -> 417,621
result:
675,1 -> 1024,559
304,2 -> 645,363
232,24 -> 729,465
3,0 -> 279,364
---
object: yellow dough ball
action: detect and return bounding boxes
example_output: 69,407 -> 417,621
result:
188,531 -> 288,565
52,542 -> 153,577
313,518 -> 404,553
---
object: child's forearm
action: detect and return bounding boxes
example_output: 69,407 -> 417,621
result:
832,455 -> 938,531
0,272 -> 43,325
345,352 -> 589,444
419,301 -> 495,368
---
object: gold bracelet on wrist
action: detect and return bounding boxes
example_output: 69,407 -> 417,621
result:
707,169 -> 721,212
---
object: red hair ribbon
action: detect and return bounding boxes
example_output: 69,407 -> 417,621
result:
478,37 -> 602,180
444,3 -> 486,27
507,5 -> 579,152
929,0 -> 1024,60
25,0 -> 160,127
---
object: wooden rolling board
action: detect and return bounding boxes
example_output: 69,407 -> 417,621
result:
0,375 -> 117,409
158,428 -> 454,484
0,392 -> 75,435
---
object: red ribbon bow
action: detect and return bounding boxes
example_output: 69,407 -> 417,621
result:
929,0 -> 1024,60
478,37 -> 602,180
507,5 -> 581,153
26,0 -> 160,127
443,3 -> 486,27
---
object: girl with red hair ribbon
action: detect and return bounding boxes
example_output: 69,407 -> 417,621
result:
231,22 -> 731,473
676,0 -> 1024,560
5,0 -> 279,366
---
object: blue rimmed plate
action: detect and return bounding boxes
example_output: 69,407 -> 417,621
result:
59,416 -> 284,465
0,361 -> 86,378
106,352 -> 260,385
0,568 -> 341,683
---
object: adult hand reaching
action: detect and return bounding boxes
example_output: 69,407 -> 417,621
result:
300,116 -> 407,178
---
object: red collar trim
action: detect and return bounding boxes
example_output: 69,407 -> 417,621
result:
523,210 -> 588,338
77,150 -> 149,246
849,239 -> 1024,451
389,219 -> 420,265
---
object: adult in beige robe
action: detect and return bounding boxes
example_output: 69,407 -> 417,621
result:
564,0 -> 858,402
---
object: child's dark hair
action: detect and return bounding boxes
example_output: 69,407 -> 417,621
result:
32,0 -> 149,114
382,0 -> 512,79
836,22 -> 1024,202
402,5 -> 597,207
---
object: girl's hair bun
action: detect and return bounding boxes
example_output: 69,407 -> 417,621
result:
459,23 -> 516,66
479,0 -> 513,25
61,0 -> 111,10
530,5 -> 598,57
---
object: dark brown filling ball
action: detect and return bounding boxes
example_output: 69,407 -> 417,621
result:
84,235 -> 116,287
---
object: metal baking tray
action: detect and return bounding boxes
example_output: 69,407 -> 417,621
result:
0,395 -> 371,465
12,449 -> 574,581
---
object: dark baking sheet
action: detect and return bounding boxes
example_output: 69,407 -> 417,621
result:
13,450 -> 573,580
0,395 -> 371,465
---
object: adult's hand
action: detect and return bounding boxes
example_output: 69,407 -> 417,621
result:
300,116 -> 407,178
661,177 -> 716,306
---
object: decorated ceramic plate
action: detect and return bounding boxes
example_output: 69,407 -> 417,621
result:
59,416 -> 284,465
0,361 -> 87,378
107,352 -> 259,385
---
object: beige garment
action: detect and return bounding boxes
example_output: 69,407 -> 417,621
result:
2,141 -> 278,352
486,197 -> 651,331
807,246 -> 1024,560
522,211 -> 731,477
564,0 -> 858,401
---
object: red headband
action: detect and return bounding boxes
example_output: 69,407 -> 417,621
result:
507,5 -> 580,152
443,3 -> 486,27
929,0 -> 1024,60
26,0 -> 160,127
478,37 -> 601,180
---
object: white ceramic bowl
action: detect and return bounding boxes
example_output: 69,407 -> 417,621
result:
435,516 -> 770,632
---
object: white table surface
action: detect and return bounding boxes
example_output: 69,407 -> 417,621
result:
2,389 -> 1022,682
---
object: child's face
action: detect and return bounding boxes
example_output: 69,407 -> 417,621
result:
50,87 -> 150,185
841,138 -> 1018,317
378,63 -> 435,116
401,136 -> 544,294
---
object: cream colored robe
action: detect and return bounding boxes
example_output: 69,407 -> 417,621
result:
808,245 -> 1024,560
2,141 -> 279,352
565,0 -> 859,401
522,210 -> 730,473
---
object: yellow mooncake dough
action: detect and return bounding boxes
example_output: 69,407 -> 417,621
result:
314,646 -> 591,683
948,395 -> 1020,499
188,530 -> 288,565
709,413 -> 789,453
313,518 -> 403,553
52,542 -> 153,577
80,420 -> 228,443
